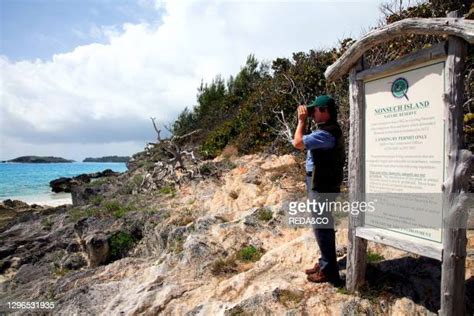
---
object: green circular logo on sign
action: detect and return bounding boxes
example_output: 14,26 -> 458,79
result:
391,77 -> 409,98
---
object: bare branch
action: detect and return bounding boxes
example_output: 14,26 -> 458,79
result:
171,129 -> 202,141
264,109 -> 294,144
150,117 -> 161,141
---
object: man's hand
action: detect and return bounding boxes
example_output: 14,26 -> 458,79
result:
293,105 -> 308,150
297,105 -> 308,122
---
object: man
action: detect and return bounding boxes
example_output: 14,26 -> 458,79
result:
292,95 -> 345,285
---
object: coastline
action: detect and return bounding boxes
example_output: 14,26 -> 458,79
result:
2,192 -> 72,207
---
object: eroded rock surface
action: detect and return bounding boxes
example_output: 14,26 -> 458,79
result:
1,154 -> 473,315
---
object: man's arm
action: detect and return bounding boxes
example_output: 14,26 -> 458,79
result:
292,105 -> 307,151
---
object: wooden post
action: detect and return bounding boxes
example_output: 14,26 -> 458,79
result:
439,10 -> 472,316
346,57 -> 368,292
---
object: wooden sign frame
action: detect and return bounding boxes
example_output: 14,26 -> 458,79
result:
324,14 -> 473,315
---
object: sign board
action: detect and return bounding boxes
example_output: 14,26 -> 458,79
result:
363,60 -> 446,243
324,15 -> 472,314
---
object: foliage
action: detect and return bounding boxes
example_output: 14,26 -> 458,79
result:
211,245 -> 265,275
68,206 -> 105,222
85,177 -> 111,188
168,0 -> 472,165
108,231 -> 136,260
118,175 -> 143,194
89,195 -> 104,206
159,184 -> 176,196
256,208 -> 273,221
367,250 -> 385,263
51,250 -> 69,278
102,200 -> 135,218
236,245 -> 263,262
52,266 -> 70,278
132,174 -> 144,187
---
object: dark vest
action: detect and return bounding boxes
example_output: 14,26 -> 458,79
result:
310,121 -> 345,193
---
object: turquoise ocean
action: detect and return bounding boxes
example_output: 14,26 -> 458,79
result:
0,162 -> 127,203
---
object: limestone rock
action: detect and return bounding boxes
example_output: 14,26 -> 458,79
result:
1,153 -> 473,315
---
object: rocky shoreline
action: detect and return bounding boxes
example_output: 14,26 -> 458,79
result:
1,153 -> 473,315
49,169 -> 122,193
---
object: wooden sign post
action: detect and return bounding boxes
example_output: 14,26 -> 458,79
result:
325,15 -> 473,315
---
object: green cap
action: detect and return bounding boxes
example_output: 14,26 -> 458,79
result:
306,95 -> 336,109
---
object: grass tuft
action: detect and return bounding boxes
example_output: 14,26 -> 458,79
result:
277,289 -> 304,308
256,208 -> 273,221
367,250 -> 385,263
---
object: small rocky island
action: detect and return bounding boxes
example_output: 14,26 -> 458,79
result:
5,156 -> 74,163
83,156 -> 129,163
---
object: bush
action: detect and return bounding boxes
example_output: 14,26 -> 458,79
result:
256,208 -> 273,221
199,162 -> 216,176
108,231 -> 136,261
236,245 -> 263,262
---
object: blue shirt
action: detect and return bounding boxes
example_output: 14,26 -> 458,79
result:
302,130 -> 336,172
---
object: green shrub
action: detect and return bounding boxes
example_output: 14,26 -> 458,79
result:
198,162 -> 216,176
109,231 -> 136,260
103,200 -> 121,212
237,245 -> 262,262
256,208 -> 273,221
221,159 -> 237,170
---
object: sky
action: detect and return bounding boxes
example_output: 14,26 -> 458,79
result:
0,0 -> 384,161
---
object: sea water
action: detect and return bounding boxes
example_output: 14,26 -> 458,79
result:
0,162 -> 127,204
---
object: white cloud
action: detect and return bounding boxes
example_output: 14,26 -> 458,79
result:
0,0 -> 381,160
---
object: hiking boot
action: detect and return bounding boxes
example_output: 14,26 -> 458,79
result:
307,270 -> 343,286
305,262 -> 320,275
